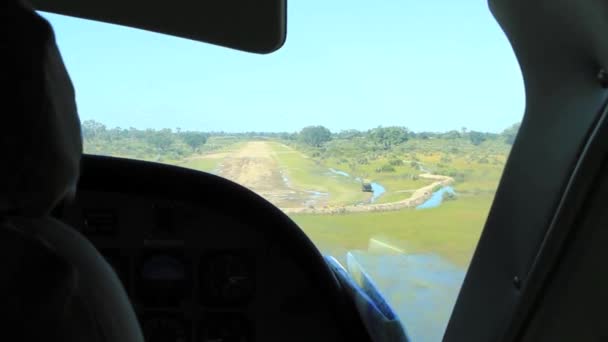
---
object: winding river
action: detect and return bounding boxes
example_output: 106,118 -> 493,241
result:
327,168 -> 386,202
416,186 -> 456,210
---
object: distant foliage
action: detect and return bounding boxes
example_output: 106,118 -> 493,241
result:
299,126 -> 332,147
468,131 -> 487,146
448,171 -> 466,182
82,120 -> 107,140
442,191 -> 456,201
441,130 -> 462,139
369,126 -> 410,149
82,120 -> 202,161
180,131 -> 209,151
501,123 -> 521,145
145,129 -> 175,152
376,164 -> 396,173
81,120 -> 520,176
336,129 -> 363,139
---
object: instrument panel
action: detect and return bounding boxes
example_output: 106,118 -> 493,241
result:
59,190 -> 341,342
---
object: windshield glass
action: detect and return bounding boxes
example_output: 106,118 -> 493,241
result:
44,2 -> 524,340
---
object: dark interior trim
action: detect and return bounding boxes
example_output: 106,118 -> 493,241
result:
76,155 -> 372,342
502,100 -> 608,341
444,0 -> 608,340
30,0 -> 287,54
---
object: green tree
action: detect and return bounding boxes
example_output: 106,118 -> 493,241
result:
469,131 -> 487,146
369,126 -> 409,149
299,126 -> 332,147
442,130 -> 461,139
82,120 -> 107,140
336,129 -> 363,139
180,131 -> 208,152
145,129 -> 175,152
502,123 -> 521,145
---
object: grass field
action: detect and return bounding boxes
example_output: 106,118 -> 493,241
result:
176,138 -> 246,173
167,138 -> 504,267
268,142 -> 370,205
84,122 -> 516,281
291,193 -> 494,267
177,157 -> 220,172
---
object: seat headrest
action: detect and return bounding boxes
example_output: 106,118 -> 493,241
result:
1,1 -> 82,217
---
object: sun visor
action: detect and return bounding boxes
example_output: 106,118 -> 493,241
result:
29,0 -> 287,54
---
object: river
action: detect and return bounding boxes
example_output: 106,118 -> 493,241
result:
416,186 -> 456,210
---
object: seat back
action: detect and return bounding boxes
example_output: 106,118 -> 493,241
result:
0,2 -> 143,341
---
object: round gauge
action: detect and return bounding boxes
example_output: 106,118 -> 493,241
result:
143,316 -> 189,342
138,254 -> 189,307
142,255 -> 185,281
200,253 -> 254,305
200,314 -> 251,342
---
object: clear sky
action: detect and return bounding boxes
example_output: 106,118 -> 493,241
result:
42,0 -> 525,134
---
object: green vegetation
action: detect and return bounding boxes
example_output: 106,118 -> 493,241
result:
83,120 -> 267,162
502,122 -> 521,145
369,126 -> 410,150
82,120 -> 519,267
298,125 -> 332,147
83,121 -> 514,200
180,131 -> 209,152
292,194 -> 492,267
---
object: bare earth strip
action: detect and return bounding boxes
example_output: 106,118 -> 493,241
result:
215,141 -> 301,207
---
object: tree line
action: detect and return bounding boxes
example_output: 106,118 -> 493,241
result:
294,123 -> 520,148
81,120 -> 520,160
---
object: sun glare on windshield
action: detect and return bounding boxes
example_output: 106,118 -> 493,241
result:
44,1 -> 525,339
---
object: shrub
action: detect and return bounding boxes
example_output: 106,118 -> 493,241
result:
389,159 -> 404,166
448,171 -> 466,182
361,183 -> 373,192
442,191 -> 456,201
376,164 -> 396,173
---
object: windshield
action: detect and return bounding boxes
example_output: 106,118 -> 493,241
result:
44,2 -> 524,340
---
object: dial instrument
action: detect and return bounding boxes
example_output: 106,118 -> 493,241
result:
143,316 -> 190,342
200,313 -> 251,342
200,253 -> 255,305
138,253 -> 189,307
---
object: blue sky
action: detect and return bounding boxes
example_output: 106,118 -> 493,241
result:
42,0 -> 525,133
